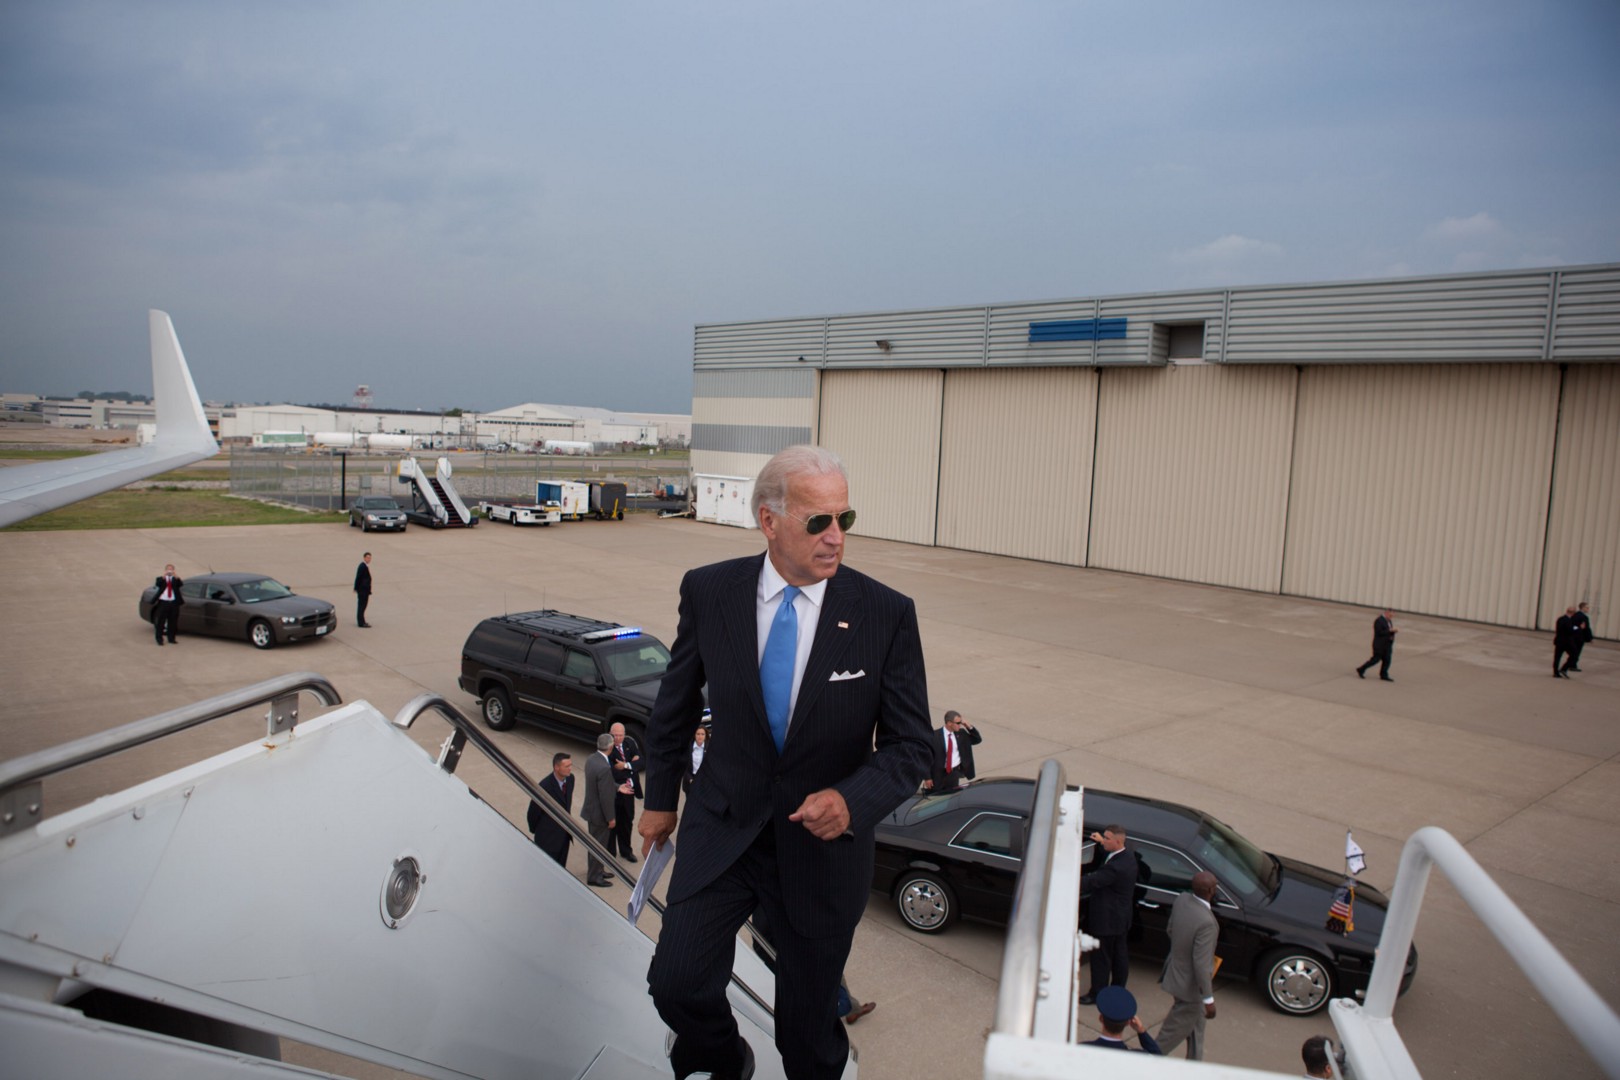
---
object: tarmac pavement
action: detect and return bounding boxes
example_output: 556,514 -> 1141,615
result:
1,514 -> 1615,1079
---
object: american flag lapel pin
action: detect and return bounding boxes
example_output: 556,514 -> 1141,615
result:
837,621 -> 849,629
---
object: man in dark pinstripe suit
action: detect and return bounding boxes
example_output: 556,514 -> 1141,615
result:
640,445 -> 933,1080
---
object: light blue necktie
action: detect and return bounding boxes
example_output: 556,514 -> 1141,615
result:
760,585 -> 800,753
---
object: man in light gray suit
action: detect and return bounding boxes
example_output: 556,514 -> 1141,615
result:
581,733 -> 619,888
1156,871 -> 1219,1059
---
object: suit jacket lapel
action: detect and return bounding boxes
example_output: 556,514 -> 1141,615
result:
786,568 -> 859,744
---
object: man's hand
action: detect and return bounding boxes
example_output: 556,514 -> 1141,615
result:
640,809 -> 677,853
789,788 -> 850,840
1204,1002 -> 1217,1019
607,820 -> 616,831
1126,1016 -> 1145,1035
921,779 -> 933,790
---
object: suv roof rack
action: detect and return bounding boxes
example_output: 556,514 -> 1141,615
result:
494,610 -> 641,641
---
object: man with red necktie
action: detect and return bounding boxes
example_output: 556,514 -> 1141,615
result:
152,563 -> 184,645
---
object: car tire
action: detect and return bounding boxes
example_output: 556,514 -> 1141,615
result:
248,619 -> 276,650
481,687 -> 515,731
894,871 -> 958,934
1260,948 -> 1335,1015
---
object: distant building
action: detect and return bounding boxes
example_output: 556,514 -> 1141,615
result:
690,262 -> 1620,640
476,402 -> 690,449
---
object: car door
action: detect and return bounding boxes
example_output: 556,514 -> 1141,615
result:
551,646 -> 611,736
944,811 -> 1025,924
194,581 -> 241,637
1129,839 -> 1204,956
178,579 -> 209,634
514,637 -> 564,725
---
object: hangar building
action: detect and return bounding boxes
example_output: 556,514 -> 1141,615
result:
689,263 -> 1620,640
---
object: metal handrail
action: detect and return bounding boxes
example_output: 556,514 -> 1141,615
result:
992,759 -> 1067,1037
0,672 -> 341,838
1332,825 -> 1620,1079
391,693 -> 779,1017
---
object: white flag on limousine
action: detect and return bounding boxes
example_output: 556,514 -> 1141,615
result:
1346,831 -> 1366,877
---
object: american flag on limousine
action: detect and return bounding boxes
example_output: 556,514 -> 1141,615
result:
1325,879 -> 1356,935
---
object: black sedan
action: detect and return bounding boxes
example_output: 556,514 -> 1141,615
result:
139,572 -> 338,649
871,778 -> 1417,1015
349,496 -> 408,532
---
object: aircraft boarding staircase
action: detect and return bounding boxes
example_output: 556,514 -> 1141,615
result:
0,674 -> 808,1080
397,456 -> 476,528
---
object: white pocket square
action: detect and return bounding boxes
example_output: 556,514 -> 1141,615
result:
829,669 -> 866,682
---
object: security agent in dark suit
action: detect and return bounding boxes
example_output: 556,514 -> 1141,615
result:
152,564 -> 184,645
1356,608 -> 1397,681
639,445 -> 933,1080
353,552 -> 373,628
923,710 -> 981,794
1079,823 -> 1140,1004
527,752 -> 575,866
1566,601 -> 1594,673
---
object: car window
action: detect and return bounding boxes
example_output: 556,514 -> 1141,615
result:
1192,817 -> 1277,895
527,638 -> 565,673
562,649 -> 599,682
234,578 -> 294,604
1134,840 -> 1200,893
950,812 -> 1023,860
180,580 -> 208,601
598,640 -> 672,685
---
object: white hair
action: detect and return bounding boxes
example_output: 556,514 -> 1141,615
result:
750,445 -> 847,521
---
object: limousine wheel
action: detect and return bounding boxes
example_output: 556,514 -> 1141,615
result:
895,871 -> 957,934
1262,948 -> 1333,1015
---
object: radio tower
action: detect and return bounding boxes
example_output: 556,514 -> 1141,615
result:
353,384 -> 373,410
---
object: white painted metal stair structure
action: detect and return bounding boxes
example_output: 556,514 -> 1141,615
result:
397,456 -> 476,527
0,674 -> 813,1079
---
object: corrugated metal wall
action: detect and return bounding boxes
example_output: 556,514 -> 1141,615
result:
1553,266 -> 1620,359
936,368 -> 1098,565
818,370 -> 943,547
1089,366 -> 1297,592
1539,363 -> 1620,639
1281,364 -> 1561,627
1224,273 -> 1556,363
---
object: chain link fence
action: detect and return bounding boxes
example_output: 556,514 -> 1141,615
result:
229,447 -> 690,513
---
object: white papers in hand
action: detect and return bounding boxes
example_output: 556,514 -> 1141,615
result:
627,838 -> 675,925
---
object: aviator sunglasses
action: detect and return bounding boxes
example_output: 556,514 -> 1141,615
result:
780,508 -> 858,535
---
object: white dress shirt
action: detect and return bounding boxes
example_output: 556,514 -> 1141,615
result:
757,556 -> 827,723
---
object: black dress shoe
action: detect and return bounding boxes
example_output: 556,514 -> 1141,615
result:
1380,676 -> 1394,682
586,878 -> 611,887
671,1036 -> 754,1080
624,852 -> 639,863
1078,993 -> 1097,1006
1356,668 -> 1365,678
1568,666 -> 1582,672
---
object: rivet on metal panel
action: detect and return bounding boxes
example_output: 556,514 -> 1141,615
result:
132,807 -> 144,821
1,812 -> 10,826
1037,988 -> 1049,1000
183,787 -> 194,798
65,835 -> 75,848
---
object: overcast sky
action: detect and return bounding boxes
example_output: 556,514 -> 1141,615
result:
2,1 -> 1617,413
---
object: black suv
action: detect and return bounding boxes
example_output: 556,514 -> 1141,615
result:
459,610 -> 677,745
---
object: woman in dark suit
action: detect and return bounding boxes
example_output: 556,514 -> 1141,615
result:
682,725 -> 708,794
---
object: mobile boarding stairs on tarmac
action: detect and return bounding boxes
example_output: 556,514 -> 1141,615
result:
397,455 -> 477,527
